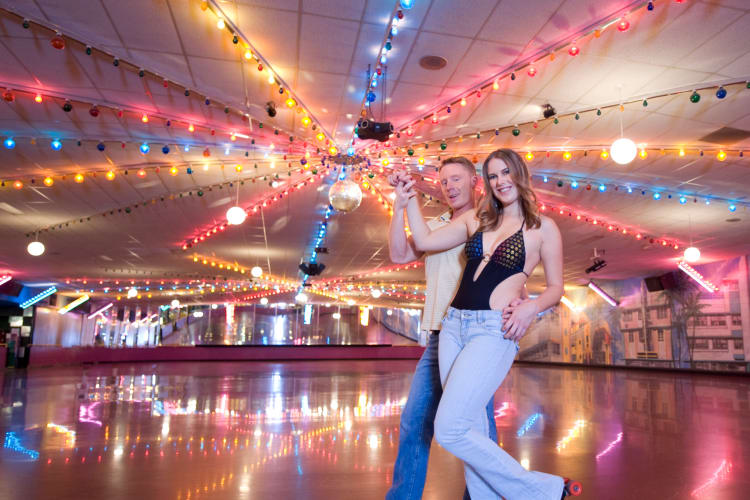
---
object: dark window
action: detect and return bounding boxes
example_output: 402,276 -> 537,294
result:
638,331 -> 645,343
658,330 -> 664,342
690,338 -> 709,349
733,339 -> 743,349
713,339 -> 728,350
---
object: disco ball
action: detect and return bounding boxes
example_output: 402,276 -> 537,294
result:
328,178 -> 362,212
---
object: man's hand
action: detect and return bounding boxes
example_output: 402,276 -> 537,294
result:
393,177 -> 417,211
387,169 -> 413,188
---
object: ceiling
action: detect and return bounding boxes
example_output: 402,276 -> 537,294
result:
1,0 -> 749,308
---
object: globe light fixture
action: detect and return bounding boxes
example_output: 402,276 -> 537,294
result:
610,137 -> 637,165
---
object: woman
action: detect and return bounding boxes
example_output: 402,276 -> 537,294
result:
398,148 -> 580,499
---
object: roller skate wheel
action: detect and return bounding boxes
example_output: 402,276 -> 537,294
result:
566,480 -> 582,496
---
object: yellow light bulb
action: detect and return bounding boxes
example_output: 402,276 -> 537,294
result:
679,148 -> 685,157
216,18 -> 225,30
493,81 -> 499,90
285,98 -> 296,108
170,166 -> 179,176
34,94 -> 43,103
418,157 -> 425,165
600,150 -> 609,160
301,116 -> 311,127
267,73 -> 275,85
639,149 -> 648,159
329,146 -> 338,155
316,132 -> 325,142
43,176 -> 54,186
460,97 -> 467,106
74,173 -> 84,183
235,164 -> 242,172
141,114 -> 149,123
106,170 -> 115,181
717,150 -> 727,162
243,49 -> 252,60
563,151 -> 572,161
525,152 -> 534,161
188,124 -> 195,132
382,158 -> 390,166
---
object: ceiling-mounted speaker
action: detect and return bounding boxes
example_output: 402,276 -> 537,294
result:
644,272 -> 678,292
356,119 -> 393,142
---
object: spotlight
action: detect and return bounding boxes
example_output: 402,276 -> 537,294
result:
542,104 -> 556,119
266,101 -> 277,118
585,258 -> 607,274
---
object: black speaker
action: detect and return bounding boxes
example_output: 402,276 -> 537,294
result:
356,119 -> 393,142
644,276 -> 664,292
644,272 -> 678,292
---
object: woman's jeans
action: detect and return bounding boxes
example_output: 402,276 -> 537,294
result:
435,307 -> 564,500
386,330 -> 497,500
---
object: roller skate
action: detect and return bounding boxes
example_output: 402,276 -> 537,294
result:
561,478 -> 582,497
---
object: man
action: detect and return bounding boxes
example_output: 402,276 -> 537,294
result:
386,157 -> 498,500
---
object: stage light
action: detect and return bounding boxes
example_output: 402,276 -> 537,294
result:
588,281 -> 619,307
226,206 -> 247,225
59,294 -> 90,314
88,303 -> 113,319
560,296 -> 578,312
27,241 -> 45,256
20,286 -> 57,309
610,137 -> 636,164
678,261 -> 718,293
585,258 -> 606,274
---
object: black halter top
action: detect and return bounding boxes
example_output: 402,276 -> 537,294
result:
450,223 -> 528,310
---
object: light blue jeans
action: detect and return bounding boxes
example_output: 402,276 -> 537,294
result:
435,307 -> 565,500
387,330 -> 497,500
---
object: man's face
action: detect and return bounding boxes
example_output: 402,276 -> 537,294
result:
439,163 -> 476,210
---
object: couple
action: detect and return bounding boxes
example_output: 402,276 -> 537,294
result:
386,149 -> 575,499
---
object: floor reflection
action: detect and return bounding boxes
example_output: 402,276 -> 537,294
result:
1,362 -> 748,499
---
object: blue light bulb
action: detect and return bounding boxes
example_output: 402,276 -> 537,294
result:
371,79 -> 378,88
51,139 -> 62,150
400,0 -> 414,9
380,55 -> 387,64
679,196 -> 687,204
347,147 -> 355,156
653,192 -> 661,200
184,144 -> 190,152
570,180 -> 578,189
543,176 -> 548,183
598,184 -> 606,192
140,142 -> 150,154
3,137 -> 15,149
627,186 -> 633,193
729,204 -> 737,212
391,25 -> 398,36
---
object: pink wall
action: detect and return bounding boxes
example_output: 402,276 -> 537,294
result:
33,306 -> 95,347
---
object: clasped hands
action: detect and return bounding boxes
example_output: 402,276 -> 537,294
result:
387,169 -> 417,211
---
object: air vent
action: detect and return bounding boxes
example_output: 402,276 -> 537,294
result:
698,127 -> 750,145
419,55 -> 447,70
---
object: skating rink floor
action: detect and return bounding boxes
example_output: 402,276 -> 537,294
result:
1,360 -> 748,499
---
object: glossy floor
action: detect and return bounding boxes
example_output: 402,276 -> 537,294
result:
1,361 -> 748,499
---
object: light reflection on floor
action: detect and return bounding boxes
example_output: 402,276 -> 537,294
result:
1,361 -> 748,499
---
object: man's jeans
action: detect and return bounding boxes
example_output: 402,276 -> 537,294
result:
434,307 -> 564,499
386,331 -> 497,500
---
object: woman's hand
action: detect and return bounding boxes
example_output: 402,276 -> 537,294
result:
502,299 -> 538,342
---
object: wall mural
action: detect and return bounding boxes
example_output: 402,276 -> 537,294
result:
518,256 -> 749,373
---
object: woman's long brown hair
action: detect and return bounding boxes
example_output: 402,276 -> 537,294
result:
475,148 -> 541,233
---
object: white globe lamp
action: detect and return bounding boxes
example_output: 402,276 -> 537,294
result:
226,206 -> 247,225
684,246 -> 701,263
251,266 -> 263,278
260,297 -> 269,305
610,138 -> 637,165
27,241 -> 45,256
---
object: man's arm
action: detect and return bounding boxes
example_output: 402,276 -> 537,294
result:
389,205 -> 423,264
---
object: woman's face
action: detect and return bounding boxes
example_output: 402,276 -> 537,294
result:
486,158 -> 518,207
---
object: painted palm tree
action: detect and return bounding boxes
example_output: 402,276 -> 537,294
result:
659,272 -> 708,369
682,290 -> 710,369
